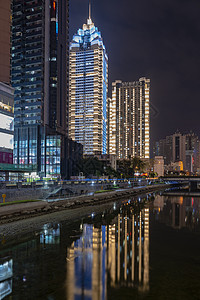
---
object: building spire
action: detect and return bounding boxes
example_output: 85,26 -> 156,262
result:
89,0 -> 91,19
86,0 -> 94,28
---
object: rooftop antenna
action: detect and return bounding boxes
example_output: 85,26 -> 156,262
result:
89,0 -> 91,19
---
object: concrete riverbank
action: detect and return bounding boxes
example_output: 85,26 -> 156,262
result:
0,184 -> 171,224
0,183 -> 171,248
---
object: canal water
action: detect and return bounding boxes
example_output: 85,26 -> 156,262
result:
1,192 -> 200,300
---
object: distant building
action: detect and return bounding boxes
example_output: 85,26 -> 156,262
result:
154,156 -> 164,177
185,132 -> 200,173
153,131 -> 200,172
165,161 -> 183,174
108,78 -> 150,160
0,82 -> 14,163
153,135 -> 173,165
69,9 -> 108,155
172,132 -> 186,169
0,0 -> 11,84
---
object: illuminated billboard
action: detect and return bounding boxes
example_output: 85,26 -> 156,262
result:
0,132 -> 13,150
0,112 -> 13,132
0,111 -> 14,150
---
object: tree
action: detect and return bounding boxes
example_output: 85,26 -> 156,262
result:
104,166 -> 119,178
118,159 -> 132,178
117,157 -> 146,178
76,157 -> 104,177
131,157 -> 146,175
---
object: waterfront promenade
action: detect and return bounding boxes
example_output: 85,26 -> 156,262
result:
0,183 -> 173,246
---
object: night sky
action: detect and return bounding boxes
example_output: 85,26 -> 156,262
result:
69,0 -> 200,146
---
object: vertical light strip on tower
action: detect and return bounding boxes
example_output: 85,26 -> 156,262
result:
143,207 -> 150,291
145,82 -> 150,158
117,214 -> 121,282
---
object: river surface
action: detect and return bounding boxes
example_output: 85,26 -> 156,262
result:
1,192 -> 200,300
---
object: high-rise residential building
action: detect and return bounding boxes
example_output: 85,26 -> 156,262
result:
0,0 -> 11,84
108,78 -> 150,160
11,0 -> 82,178
69,8 -> 108,155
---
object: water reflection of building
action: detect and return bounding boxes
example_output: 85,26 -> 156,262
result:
66,205 -> 150,299
154,195 -> 200,229
107,207 -> 149,292
40,224 -> 60,245
0,279 -> 12,300
171,197 -> 186,229
0,257 -> 13,299
66,224 -> 107,300
153,195 -> 165,212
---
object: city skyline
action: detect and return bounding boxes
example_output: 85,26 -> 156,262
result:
0,3 -> 200,300
70,0 -> 200,144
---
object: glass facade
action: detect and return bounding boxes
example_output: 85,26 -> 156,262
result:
45,136 -> 61,177
69,16 -> 108,155
13,125 -> 44,168
11,0 -> 71,178
12,1 -> 44,127
12,0 -> 45,168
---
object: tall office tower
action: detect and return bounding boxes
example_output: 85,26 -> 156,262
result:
172,131 -> 186,168
185,132 -> 200,173
109,78 -> 150,160
153,135 -> 173,165
69,8 -> 108,155
11,0 -> 80,178
0,0 -> 11,84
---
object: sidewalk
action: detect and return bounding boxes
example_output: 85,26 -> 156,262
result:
0,201 -> 48,217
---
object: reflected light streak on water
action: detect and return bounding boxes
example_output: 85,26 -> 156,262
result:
1,192 -> 200,299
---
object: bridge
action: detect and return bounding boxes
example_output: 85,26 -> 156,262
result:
162,176 -> 200,192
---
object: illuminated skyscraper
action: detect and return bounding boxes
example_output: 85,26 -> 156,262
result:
11,0 -> 82,178
109,78 -> 150,159
69,7 -> 108,155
